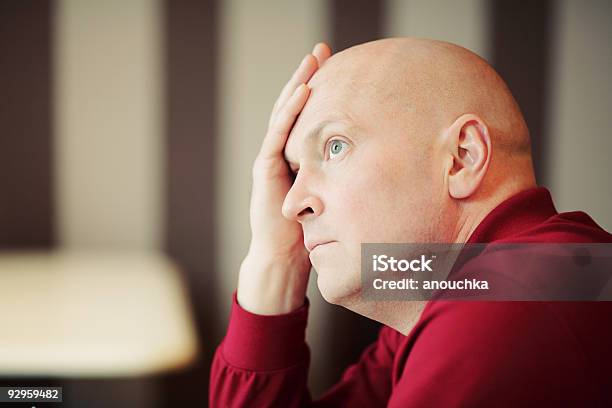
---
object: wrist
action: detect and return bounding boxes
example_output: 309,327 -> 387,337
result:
237,252 -> 310,315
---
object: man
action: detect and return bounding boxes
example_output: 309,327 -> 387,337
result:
209,38 -> 612,406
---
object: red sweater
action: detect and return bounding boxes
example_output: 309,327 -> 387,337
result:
210,188 -> 612,407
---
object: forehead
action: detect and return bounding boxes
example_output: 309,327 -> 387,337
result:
285,84 -> 356,155
283,77 -> 373,164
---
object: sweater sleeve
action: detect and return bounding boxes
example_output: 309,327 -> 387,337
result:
209,293 -> 398,408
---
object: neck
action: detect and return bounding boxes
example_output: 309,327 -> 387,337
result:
452,176 -> 537,243
346,297 -> 428,335
349,178 -> 538,335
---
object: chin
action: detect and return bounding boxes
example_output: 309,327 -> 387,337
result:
315,265 -> 361,306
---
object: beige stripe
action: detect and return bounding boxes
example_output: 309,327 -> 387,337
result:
216,0 -> 329,313
547,0 -> 612,231
386,0 -> 489,60
54,0 -> 164,250
215,0 -> 330,395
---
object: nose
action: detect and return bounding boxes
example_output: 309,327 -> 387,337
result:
281,170 -> 324,222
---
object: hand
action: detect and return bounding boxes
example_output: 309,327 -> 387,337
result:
237,43 -> 332,315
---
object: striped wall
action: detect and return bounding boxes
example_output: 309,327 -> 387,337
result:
548,0 -> 612,230
55,0 -> 164,251
386,0 -> 489,59
163,0 -> 218,406
490,0 -> 554,183
0,0 -> 54,248
1,0 -> 611,405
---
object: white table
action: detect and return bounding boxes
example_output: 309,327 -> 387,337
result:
0,251 -> 199,377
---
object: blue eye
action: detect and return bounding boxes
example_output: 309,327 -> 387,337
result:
329,139 -> 348,159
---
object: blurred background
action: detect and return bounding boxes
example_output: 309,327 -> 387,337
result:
1,0 -> 610,406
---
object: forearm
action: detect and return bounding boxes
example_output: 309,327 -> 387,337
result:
209,293 -> 312,407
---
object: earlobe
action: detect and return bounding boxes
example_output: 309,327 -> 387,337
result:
446,114 -> 491,199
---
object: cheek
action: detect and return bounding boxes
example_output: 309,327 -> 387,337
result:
326,152 -> 434,244
337,166 -> 408,230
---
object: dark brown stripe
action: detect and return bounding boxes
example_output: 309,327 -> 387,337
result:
162,0 -> 218,405
330,0 -> 386,52
0,0 -> 55,248
490,0 -> 554,184
315,0 -> 387,397
0,0 -> 59,397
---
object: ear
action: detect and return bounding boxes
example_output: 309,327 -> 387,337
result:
444,114 -> 491,199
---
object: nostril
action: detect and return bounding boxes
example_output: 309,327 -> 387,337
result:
298,207 -> 314,217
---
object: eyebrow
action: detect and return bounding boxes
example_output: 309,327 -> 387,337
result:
283,119 -> 340,168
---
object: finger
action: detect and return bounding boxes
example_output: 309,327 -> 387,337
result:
271,54 -> 318,119
312,42 -> 332,66
272,54 -> 317,118
261,83 -> 310,158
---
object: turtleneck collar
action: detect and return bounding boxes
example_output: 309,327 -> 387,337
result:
467,187 -> 558,244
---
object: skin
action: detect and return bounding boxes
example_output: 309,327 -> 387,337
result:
238,38 -> 536,334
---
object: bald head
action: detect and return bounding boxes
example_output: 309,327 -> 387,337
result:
295,38 -> 533,185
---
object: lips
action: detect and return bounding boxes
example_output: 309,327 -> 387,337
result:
305,239 -> 335,252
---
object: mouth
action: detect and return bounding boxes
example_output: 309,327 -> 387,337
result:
305,240 -> 336,253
